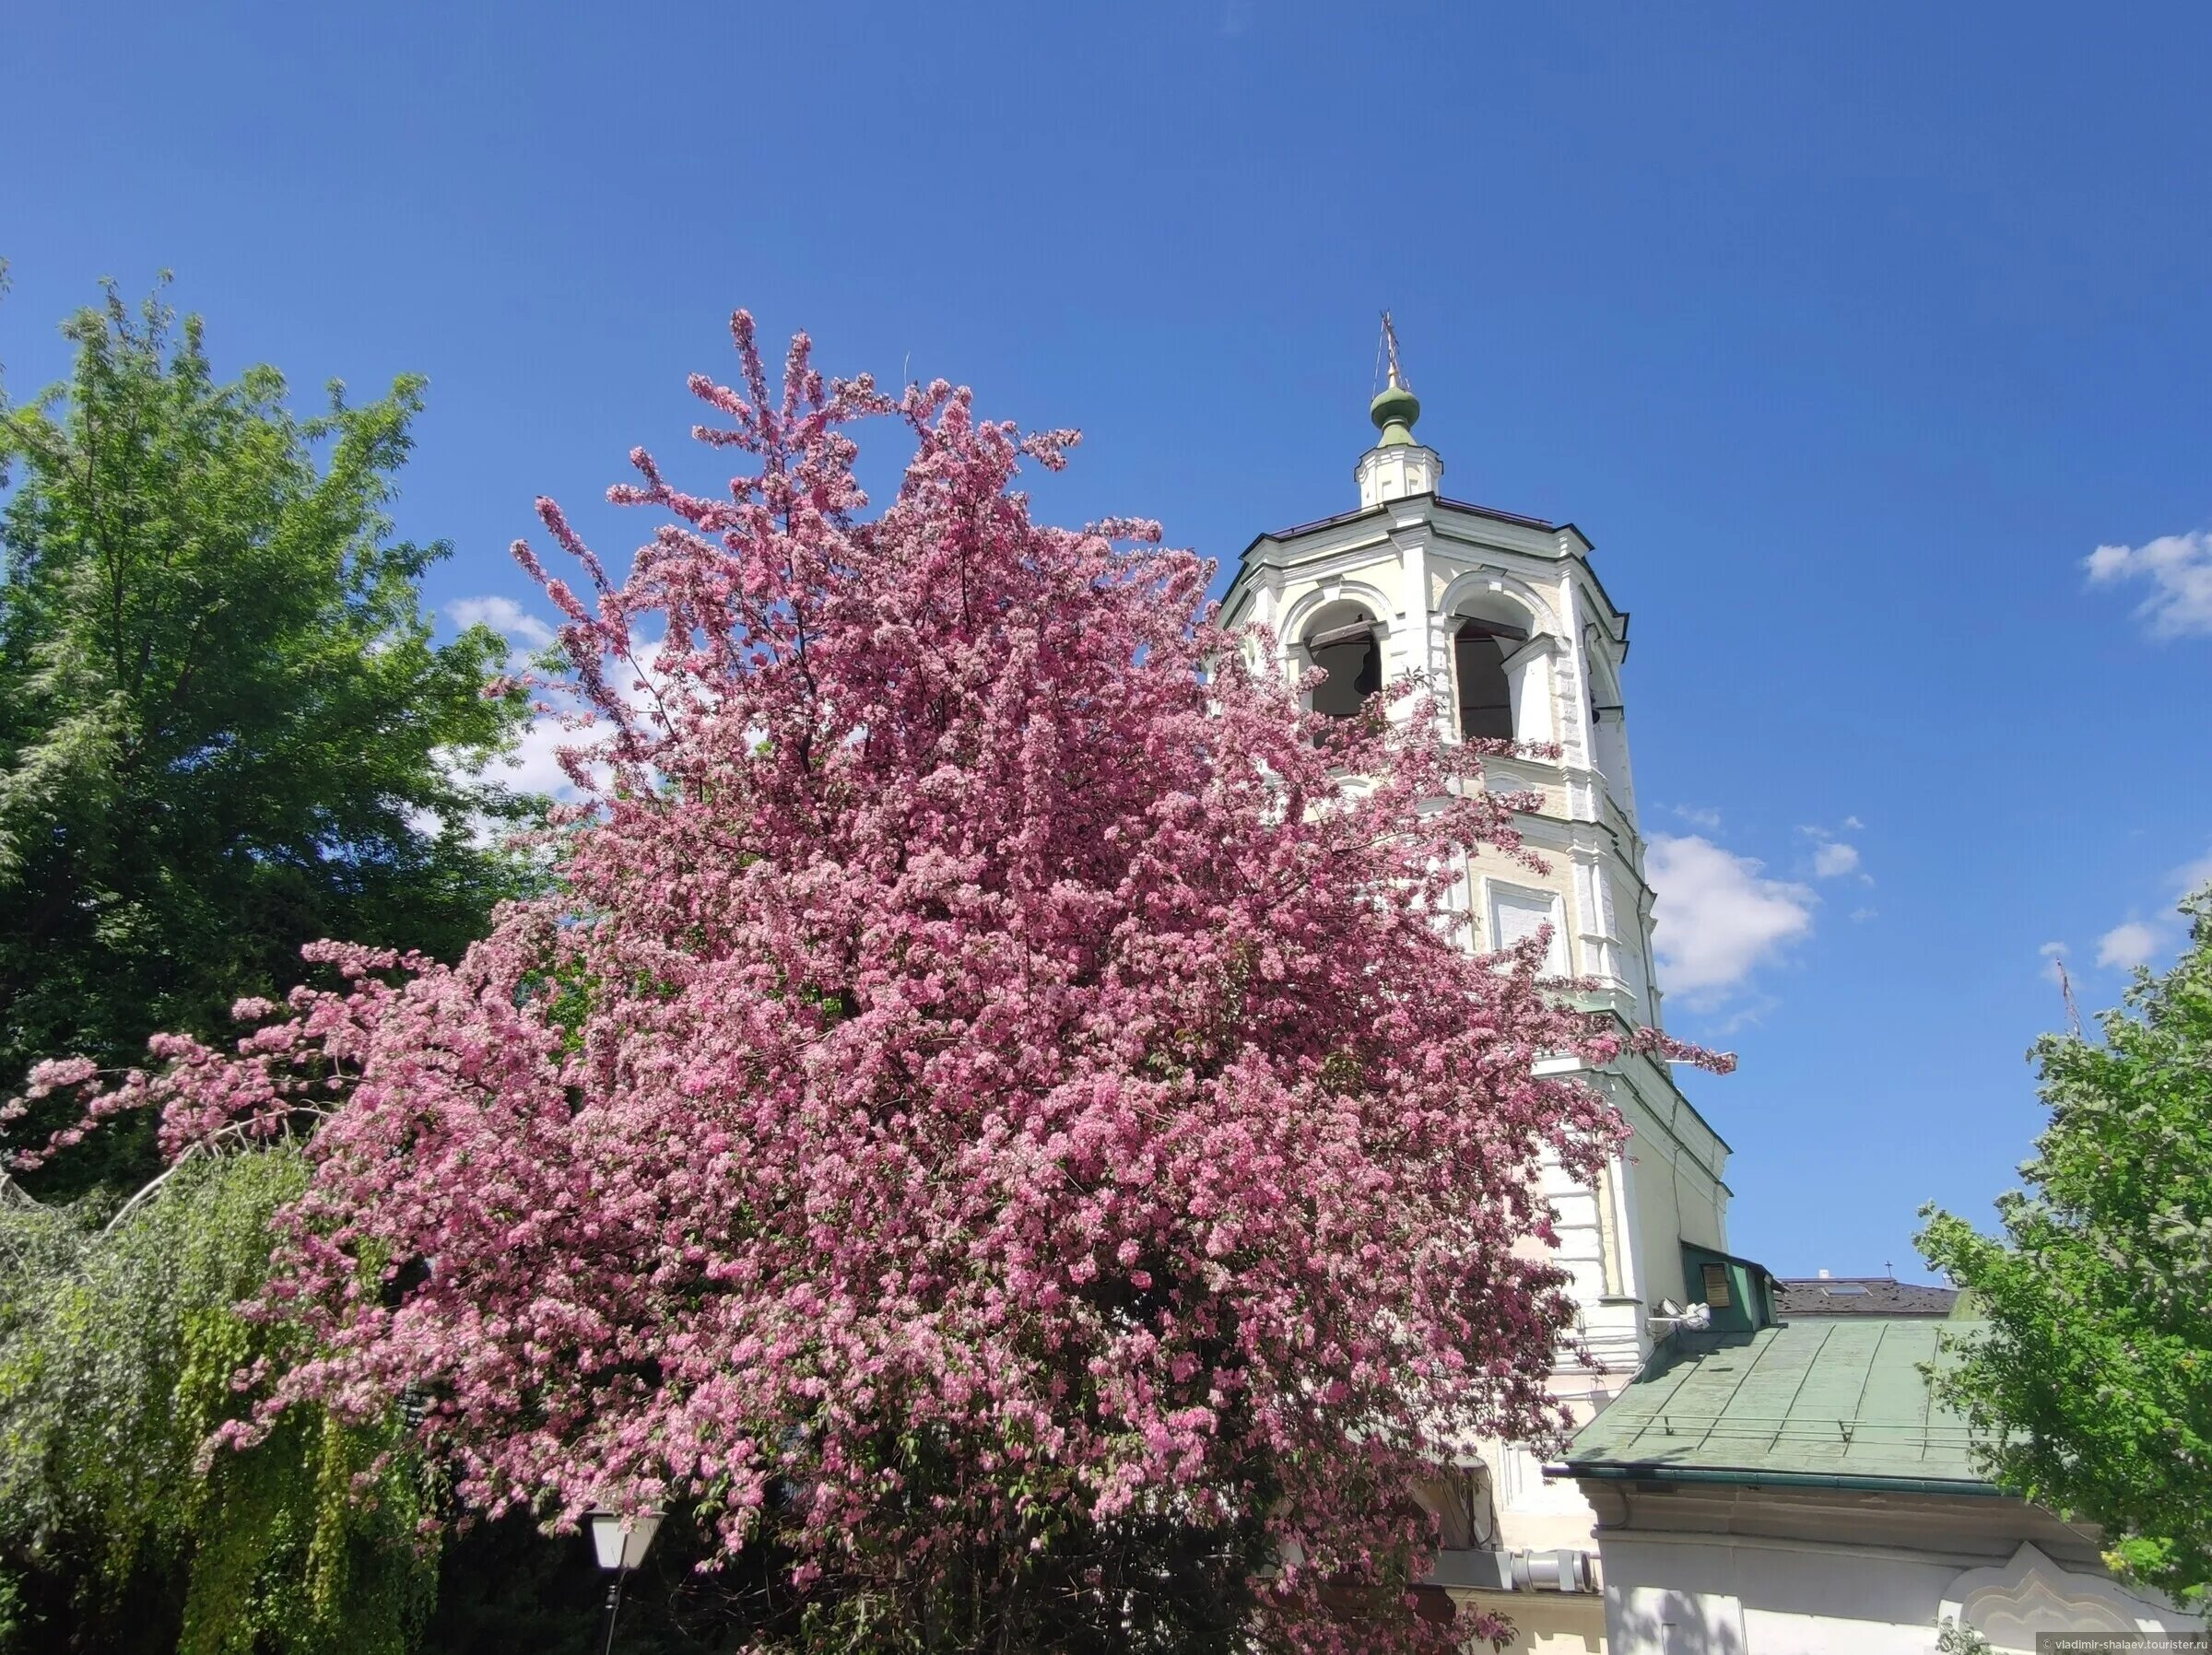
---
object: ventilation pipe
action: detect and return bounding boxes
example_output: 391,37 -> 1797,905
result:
1426,1547 -> 1601,1594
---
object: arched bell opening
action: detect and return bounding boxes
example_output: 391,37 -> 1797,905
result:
1587,651 -> 1634,804
1300,604 -> 1384,720
1453,620 -> 1524,743
1446,593 -> 1538,745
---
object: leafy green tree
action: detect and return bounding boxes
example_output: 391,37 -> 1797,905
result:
0,1146 -> 436,1653
1919,886 -> 2212,1607
0,277 -> 535,1186
0,284 -> 784,1653
0,1134 -> 755,1655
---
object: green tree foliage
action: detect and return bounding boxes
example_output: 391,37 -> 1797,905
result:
0,283 -> 776,1652
0,1147 -> 436,1652
0,1138 -> 749,1655
0,277 -> 535,1182
1919,887 -> 2212,1607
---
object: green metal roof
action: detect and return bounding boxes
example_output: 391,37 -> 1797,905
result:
1563,1318 -> 1994,1492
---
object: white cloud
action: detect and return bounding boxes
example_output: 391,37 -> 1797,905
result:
2084,531 -> 2212,639
1667,803 -> 1724,830
1647,834 -> 1818,1010
1811,840 -> 1861,879
2082,844 -> 2212,975
478,636 -> 681,805
448,594 -> 556,651
481,714 -> 592,801
1850,906 -> 1878,923
1798,822 -> 1867,883
2174,849 -> 2212,898
2096,921 -> 2162,970
442,595 -> 581,803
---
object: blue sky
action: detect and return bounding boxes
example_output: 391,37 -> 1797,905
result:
6,2 -> 2208,1278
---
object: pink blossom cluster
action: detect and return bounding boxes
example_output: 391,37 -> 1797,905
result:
16,314 -> 1721,1651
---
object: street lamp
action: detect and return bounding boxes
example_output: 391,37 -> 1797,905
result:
585,1507 -> 664,1655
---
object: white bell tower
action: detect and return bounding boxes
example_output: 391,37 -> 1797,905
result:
1218,318 -> 1740,1595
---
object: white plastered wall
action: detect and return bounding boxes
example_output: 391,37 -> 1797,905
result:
1598,1533 -> 2203,1655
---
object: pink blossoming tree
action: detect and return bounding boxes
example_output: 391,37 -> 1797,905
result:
18,315 -> 1717,1653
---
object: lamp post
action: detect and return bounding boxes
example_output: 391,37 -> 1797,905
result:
584,1507 -> 664,1655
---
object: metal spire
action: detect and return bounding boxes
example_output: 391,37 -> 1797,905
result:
1382,310 -> 1408,390
1368,311 -> 1422,447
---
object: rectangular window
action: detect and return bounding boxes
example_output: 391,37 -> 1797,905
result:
1488,883 -> 1568,975
1701,1262 -> 1734,1309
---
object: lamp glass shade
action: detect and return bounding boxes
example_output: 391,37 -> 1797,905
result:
620,1509 -> 664,1570
586,1508 -> 664,1571
587,1509 -> 627,1571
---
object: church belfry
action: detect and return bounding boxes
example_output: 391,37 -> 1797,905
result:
1218,321 -> 1738,1592
1222,316 -> 1672,1038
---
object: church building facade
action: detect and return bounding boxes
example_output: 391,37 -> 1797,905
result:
1212,335 -> 2203,1655
1218,339 -> 1737,1646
